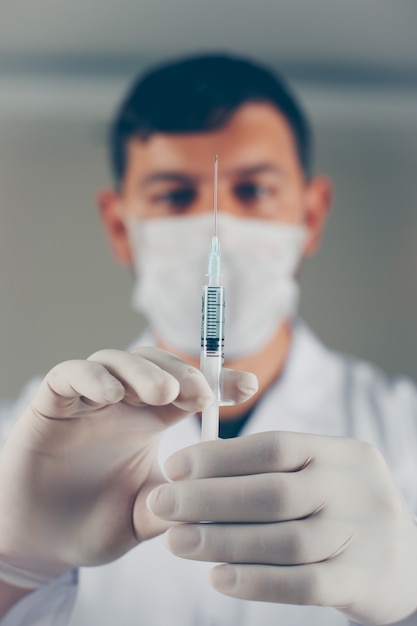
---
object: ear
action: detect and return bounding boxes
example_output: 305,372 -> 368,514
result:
96,188 -> 133,265
302,175 -> 333,257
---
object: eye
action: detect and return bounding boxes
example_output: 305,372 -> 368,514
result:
234,182 -> 270,202
156,188 -> 197,209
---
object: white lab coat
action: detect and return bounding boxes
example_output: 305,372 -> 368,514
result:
1,320 -> 417,626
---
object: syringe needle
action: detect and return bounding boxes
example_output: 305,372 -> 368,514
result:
214,154 -> 218,236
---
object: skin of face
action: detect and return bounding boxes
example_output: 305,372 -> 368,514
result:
98,102 -> 332,419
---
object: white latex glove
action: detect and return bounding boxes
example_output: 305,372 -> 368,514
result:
148,431 -> 417,625
0,348 -> 257,589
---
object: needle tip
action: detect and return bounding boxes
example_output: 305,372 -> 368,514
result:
215,154 -> 218,162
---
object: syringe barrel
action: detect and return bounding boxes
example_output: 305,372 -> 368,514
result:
201,285 -> 225,355
200,285 -> 225,400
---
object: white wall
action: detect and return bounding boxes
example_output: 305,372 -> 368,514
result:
1,80 -> 417,398
0,117 -> 146,397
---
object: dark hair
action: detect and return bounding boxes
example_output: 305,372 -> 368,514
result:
111,53 -> 312,183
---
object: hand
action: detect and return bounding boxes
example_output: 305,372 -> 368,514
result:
0,348 -> 258,588
148,431 -> 417,625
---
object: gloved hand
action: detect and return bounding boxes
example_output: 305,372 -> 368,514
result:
148,431 -> 417,625
0,348 -> 258,589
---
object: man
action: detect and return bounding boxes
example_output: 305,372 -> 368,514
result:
1,54 -> 417,625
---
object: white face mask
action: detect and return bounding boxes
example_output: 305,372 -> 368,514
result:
126,212 -> 306,359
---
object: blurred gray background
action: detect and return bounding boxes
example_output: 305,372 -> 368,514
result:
1,0 -> 417,398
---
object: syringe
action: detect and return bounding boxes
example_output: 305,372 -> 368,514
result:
200,154 -> 225,441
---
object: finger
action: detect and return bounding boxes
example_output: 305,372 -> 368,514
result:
147,468 -> 323,523
165,517 -> 353,565
130,347 -> 213,412
33,360 -> 126,417
221,369 -> 258,405
209,561 -> 350,609
164,431 -> 340,481
88,349 -> 181,406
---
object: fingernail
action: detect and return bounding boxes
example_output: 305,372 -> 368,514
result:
164,453 -> 192,480
182,369 -> 214,408
195,393 -> 215,410
105,382 -> 124,403
165,525 -> 200,555
210,565 -> 236,591
146,485 -> 176,518
237,374 -> 258,396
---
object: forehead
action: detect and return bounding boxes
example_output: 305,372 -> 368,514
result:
124,102 -> 301,180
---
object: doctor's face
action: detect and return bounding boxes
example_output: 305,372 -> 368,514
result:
99,102 -> 331,264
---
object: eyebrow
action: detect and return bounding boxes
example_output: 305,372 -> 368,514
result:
230,164 -> 285,178
141,172 -> 196,189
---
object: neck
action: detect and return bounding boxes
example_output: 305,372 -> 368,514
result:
157,320 -> 293,421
